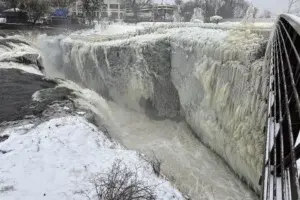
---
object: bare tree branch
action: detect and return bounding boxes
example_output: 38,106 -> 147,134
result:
89,159 -> 156,200
23,0 -> 50,25
288,0 -> 300,13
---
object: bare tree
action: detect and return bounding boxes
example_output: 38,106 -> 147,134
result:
263,9 -> 271,18
3,0 -> 20,11
288,0 -> 297,12
178,0 -> 251,21
232,0 -> 250,18
82,0 -> 104,25
194,0 -> 209,22
122,0 -> 152,23
288,0 -> 300,14
174,0 -> 183,6
253,7 -> 258,18
88,159 -> 156,200
24,0 -> 50,25
49,0 -> 77,8
212,0 -> 225,15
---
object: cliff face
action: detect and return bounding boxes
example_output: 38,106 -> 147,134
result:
38,27 -> 269,191
170,29 -> 268,191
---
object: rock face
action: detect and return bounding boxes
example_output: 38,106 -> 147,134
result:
0,68 -> 56,123
38,27 -> 269,191
0,37 -> 74,124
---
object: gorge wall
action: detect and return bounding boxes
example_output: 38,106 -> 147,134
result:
38,26 -> 269,192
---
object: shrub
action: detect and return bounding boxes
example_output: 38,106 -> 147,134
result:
150,153 -> 162,177
91,159 -> 156,200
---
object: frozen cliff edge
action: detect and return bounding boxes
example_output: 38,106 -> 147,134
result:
38,27 -> 269,192
170,28 -> 268,191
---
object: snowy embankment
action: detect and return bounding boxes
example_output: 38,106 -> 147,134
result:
0,36 -> 184,200
38,23 -> 269,194
0,116 -> 183,200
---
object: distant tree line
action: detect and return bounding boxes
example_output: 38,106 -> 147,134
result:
121,0 -> 152,23
0,0 -> 275,25
175,0 -> 253,22
0,0 -> 50,24
0,0 -> 80,25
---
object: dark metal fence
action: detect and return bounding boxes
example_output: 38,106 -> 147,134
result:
262,14 -> 300,200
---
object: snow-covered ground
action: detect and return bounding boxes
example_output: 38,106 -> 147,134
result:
72,23 -> 145,37
0,116 -> 184,200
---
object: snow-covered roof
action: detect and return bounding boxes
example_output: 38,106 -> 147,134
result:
210,15 -> 223,21
3,8 -> 25,12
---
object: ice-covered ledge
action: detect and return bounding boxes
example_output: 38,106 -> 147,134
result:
170,28 -> 268,191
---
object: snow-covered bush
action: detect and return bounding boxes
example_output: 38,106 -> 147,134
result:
210,15 -> 223,24
242,4 -> 256,24
90,159 -> 156,200
190,7 -> 204,23
173,11 -> 181,22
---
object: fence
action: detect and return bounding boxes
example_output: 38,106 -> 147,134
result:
262,14 -> 300,200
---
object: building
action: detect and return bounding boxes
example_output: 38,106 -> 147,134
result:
71,0 -> 175,22
125,4 -> 176,22
0,8 -> 28,23
73,0 -> 125,20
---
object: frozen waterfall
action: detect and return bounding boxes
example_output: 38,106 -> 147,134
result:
37,24 -> 269,199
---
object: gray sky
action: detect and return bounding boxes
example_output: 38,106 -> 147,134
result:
156,0 -> 290,14
249,0 -> 289,13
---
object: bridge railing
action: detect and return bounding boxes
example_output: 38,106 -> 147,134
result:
262,14 -> 300,200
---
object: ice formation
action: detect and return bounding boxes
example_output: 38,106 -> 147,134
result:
37,24 -> 269,193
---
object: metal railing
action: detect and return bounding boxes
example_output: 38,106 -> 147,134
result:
261,14 -> 300,200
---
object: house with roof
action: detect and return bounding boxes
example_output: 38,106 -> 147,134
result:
0,8 -> 28,23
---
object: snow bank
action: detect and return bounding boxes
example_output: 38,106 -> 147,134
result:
71,23 -> 145,37
68,21 -> 272,43
0,116 -> 184,200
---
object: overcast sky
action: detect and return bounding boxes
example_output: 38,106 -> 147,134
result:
249,0 -> 289,13
156,0 -> 290,14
